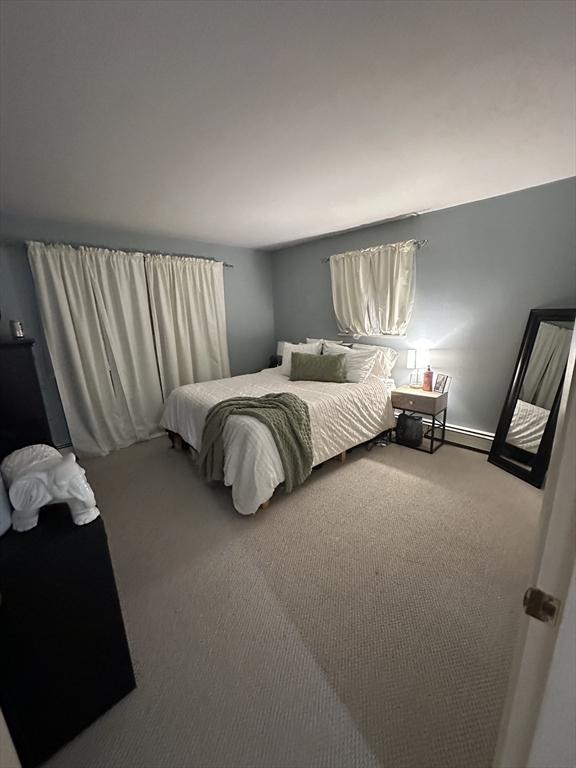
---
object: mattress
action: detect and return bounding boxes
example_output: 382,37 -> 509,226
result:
161,369 -> 396,515
507,398 -> 550,454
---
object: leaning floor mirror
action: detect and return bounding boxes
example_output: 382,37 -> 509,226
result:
489,308 -> 575,488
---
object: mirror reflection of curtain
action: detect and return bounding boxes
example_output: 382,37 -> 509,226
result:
520,322 -> 573,409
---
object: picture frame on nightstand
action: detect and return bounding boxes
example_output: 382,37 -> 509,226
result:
434,373 -> 451,393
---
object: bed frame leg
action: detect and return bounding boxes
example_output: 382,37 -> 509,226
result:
260,500 -> 270,510
171,432 -> 184,451
339,450 -> 347,464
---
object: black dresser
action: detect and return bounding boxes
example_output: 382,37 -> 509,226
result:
0,505 -> 136,768
0,338 -> 53,461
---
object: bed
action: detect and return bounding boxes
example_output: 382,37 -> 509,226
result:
161,368 -> 396,515
506,398 -> 550,454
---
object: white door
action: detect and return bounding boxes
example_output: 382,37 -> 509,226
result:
493,331 -> 576,768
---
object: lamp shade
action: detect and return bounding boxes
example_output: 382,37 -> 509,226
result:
407,348 -> 430,369
416,348 -> 430,368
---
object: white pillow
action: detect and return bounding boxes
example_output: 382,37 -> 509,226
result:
278,341 -> 322,375
352,343 -> 398,379
323,341 -> 378,383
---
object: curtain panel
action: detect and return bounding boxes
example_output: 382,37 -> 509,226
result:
329,240 -> 416,336
145,254 -> 230,397
28,242 -> 163,456
28,243 -> 231,457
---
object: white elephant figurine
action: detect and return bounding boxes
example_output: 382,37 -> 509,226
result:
0,445 -> 100,532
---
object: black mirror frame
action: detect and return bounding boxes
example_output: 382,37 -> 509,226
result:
488,307 -> 575,488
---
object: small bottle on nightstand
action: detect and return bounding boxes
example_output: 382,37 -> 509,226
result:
422,365 -> 433,392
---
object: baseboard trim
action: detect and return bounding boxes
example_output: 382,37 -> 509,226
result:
419,419 -> 493,453
445,424 -> 493,453
57,428 -> 492,456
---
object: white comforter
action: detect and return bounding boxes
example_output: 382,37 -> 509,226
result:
161,369 -> 395,515
507,398 -> 550,454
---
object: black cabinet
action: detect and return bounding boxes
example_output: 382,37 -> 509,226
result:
0,339 -> 53,462
0,505 -> 136,768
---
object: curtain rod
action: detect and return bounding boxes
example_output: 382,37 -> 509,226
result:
320,239 -> 428,263
0,237 -> 234,268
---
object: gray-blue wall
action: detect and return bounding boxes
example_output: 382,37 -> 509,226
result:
2,179 -> 575,444
0,213 -> 275,446
271,178 -> 576,433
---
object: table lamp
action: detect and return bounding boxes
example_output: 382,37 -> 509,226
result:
407,347 -> 430,388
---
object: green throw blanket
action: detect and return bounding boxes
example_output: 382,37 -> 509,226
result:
199,393 -> 313,493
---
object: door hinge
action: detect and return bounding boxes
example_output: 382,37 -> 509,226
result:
523,587 -> 561,625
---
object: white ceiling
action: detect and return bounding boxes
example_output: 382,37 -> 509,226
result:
1,0 -> 575,249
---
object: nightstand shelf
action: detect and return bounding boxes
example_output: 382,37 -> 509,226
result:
391,385 -> 448,454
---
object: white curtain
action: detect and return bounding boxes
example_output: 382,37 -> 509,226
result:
329,240 -> 416,336
28,243 -> 164,456
145,254 -> 230,396
520,322 -> 573,410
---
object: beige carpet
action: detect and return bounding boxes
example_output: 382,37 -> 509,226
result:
47,437 -> 541,768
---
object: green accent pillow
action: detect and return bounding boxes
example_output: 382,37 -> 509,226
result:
289,352 -> 347,383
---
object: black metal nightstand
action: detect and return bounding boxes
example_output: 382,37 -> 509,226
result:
391,386 -> 448,453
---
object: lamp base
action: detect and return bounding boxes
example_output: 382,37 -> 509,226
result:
409,371 -> 422,388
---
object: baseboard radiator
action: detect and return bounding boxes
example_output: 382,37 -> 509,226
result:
416,418 -> 494,453
59,426 -> 494,457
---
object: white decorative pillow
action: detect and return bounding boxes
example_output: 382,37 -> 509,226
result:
278,341 -> 322,375
323,341 -> 378,383
352,343 -> 398,379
